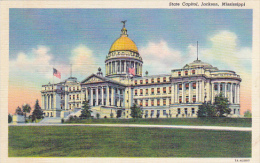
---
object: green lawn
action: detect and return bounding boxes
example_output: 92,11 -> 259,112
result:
9,126 -> 251,157
66,117 -> 252,127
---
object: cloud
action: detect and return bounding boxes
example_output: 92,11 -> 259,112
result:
69,44 -> 98,78
139,40 -> 183,74
10,46 -> 54,81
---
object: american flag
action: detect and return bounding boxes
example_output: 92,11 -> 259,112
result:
53,68 -> 61,79
128,67 -> 135,76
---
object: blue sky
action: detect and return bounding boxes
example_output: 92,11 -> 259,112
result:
9,9 -> 252,83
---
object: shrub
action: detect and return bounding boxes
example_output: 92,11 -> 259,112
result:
156,113 -> 160,118
61,118 -> 64,123
96,113 -> 100,119
8,114 -> 12,123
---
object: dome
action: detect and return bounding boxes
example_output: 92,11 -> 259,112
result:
109,35 -> 139,53
183,60 -> 218,70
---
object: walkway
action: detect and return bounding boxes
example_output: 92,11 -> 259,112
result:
8,123 -> 251,132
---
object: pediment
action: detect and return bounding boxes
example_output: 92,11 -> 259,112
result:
81,74 -> 107,84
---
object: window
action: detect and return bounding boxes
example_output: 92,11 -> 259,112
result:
163,77 -> 166,82
220,84 -> 223,91
146,100 -> 148,106
69,87 -> 71,91
140,89 -> 143,95
134,99 -> 137,104
77,94 -> 79,100
178,108 -> 181,114
151,88 -> 154,95
146,89 -> 148,95
70,95 -> 71,100
77,103 -> 79,107
77,86 -> 79,90
61,87 -> 62,90
151,99 -> 154,106
234,109 -> 236,114
157,110 -> 160,116
179,84 -> 182,90
192,108 -> 195,114
185,83 -> 189,90
145,110 -> 148,115
163,87 -> 166,94
192,70 -> 195,74
214,84 -> 218,91
157,78 -> 160,83
178,71 -> 181,76
73,87 -> 75,91
185,108 -> 187,115
151,78 -> 154,83
140,80 -> 143,84
157,88 -> 160,94
163,110 -> 166,115
169,87 -> 171,93
157,99 -> 160,106
151,110 -> 154,116
140,100 -> 143,106
179,96 -> 182,103
185,71 -> 188,75
193,83 -> 196,89
73,95 -> 75,100
135,89 -> 137,95
146,79 -> 148,84
135,80 -> 137,85
193,95 -> 196,103
186,96 -> 189,103
163,99 -> 166,106
169,98 -> 171,105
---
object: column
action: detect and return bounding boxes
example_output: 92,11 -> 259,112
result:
175,83 -> 178,103
182,83 -> 184,103
64,93 -> 67,110
211,83 -> 214,102
91,88 -> 93,106
96,87 -> 99,106
225,83 -> 227,97
119,61 -> 122,74
106,86 -> 110,106
118,89 -> 121,107
124,60 -> 127,73
101,87 -> 104,105
115,61 -> 118,74
202,81 -> 205,103
86,88 -> 89,102
111,87 -> 115,106
80,90 -> 83,105
230,83 -> 233,104
198,81 -> 201,102
196,81 -> 198,102
238,84 -> 240,104
234,84 -> 237,104
189,82 -> 191,103
171,84 -> 174,104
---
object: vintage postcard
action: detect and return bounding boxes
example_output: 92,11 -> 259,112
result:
1,0 -> 259,163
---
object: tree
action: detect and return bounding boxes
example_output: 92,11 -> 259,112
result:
214,93 -> 230,117
80,100 -> 92,119
8,114 -> 12,123
15,106 -> 23,115
22,104 -> 31,120
197,93 -> 231,117
244,110 -> 252,118
130,103 -> 142,118
32,99 -> 44,120
197,102 -> 216,117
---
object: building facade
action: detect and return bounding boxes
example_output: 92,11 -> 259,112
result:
41,23 -> 242,119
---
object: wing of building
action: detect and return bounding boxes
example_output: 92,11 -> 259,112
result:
41,23 -> 242,119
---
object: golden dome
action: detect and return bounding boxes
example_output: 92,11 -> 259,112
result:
109,35 -> 139,53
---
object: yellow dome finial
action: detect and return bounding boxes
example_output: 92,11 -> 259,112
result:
121,20 -> 127,36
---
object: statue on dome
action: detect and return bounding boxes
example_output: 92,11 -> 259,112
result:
121,20 -> 127,28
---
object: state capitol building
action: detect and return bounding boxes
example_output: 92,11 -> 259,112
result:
41,23 -> 242,119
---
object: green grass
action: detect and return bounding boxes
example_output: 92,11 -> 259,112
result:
9,126 -> 251,157
66,117 -> 252,127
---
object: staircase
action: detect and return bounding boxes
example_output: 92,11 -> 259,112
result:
38,117 -> 62,124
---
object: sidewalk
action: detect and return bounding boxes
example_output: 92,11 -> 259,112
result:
8,123 -> 252,131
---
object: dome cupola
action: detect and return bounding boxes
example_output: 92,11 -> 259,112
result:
105,21 -> 143,78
